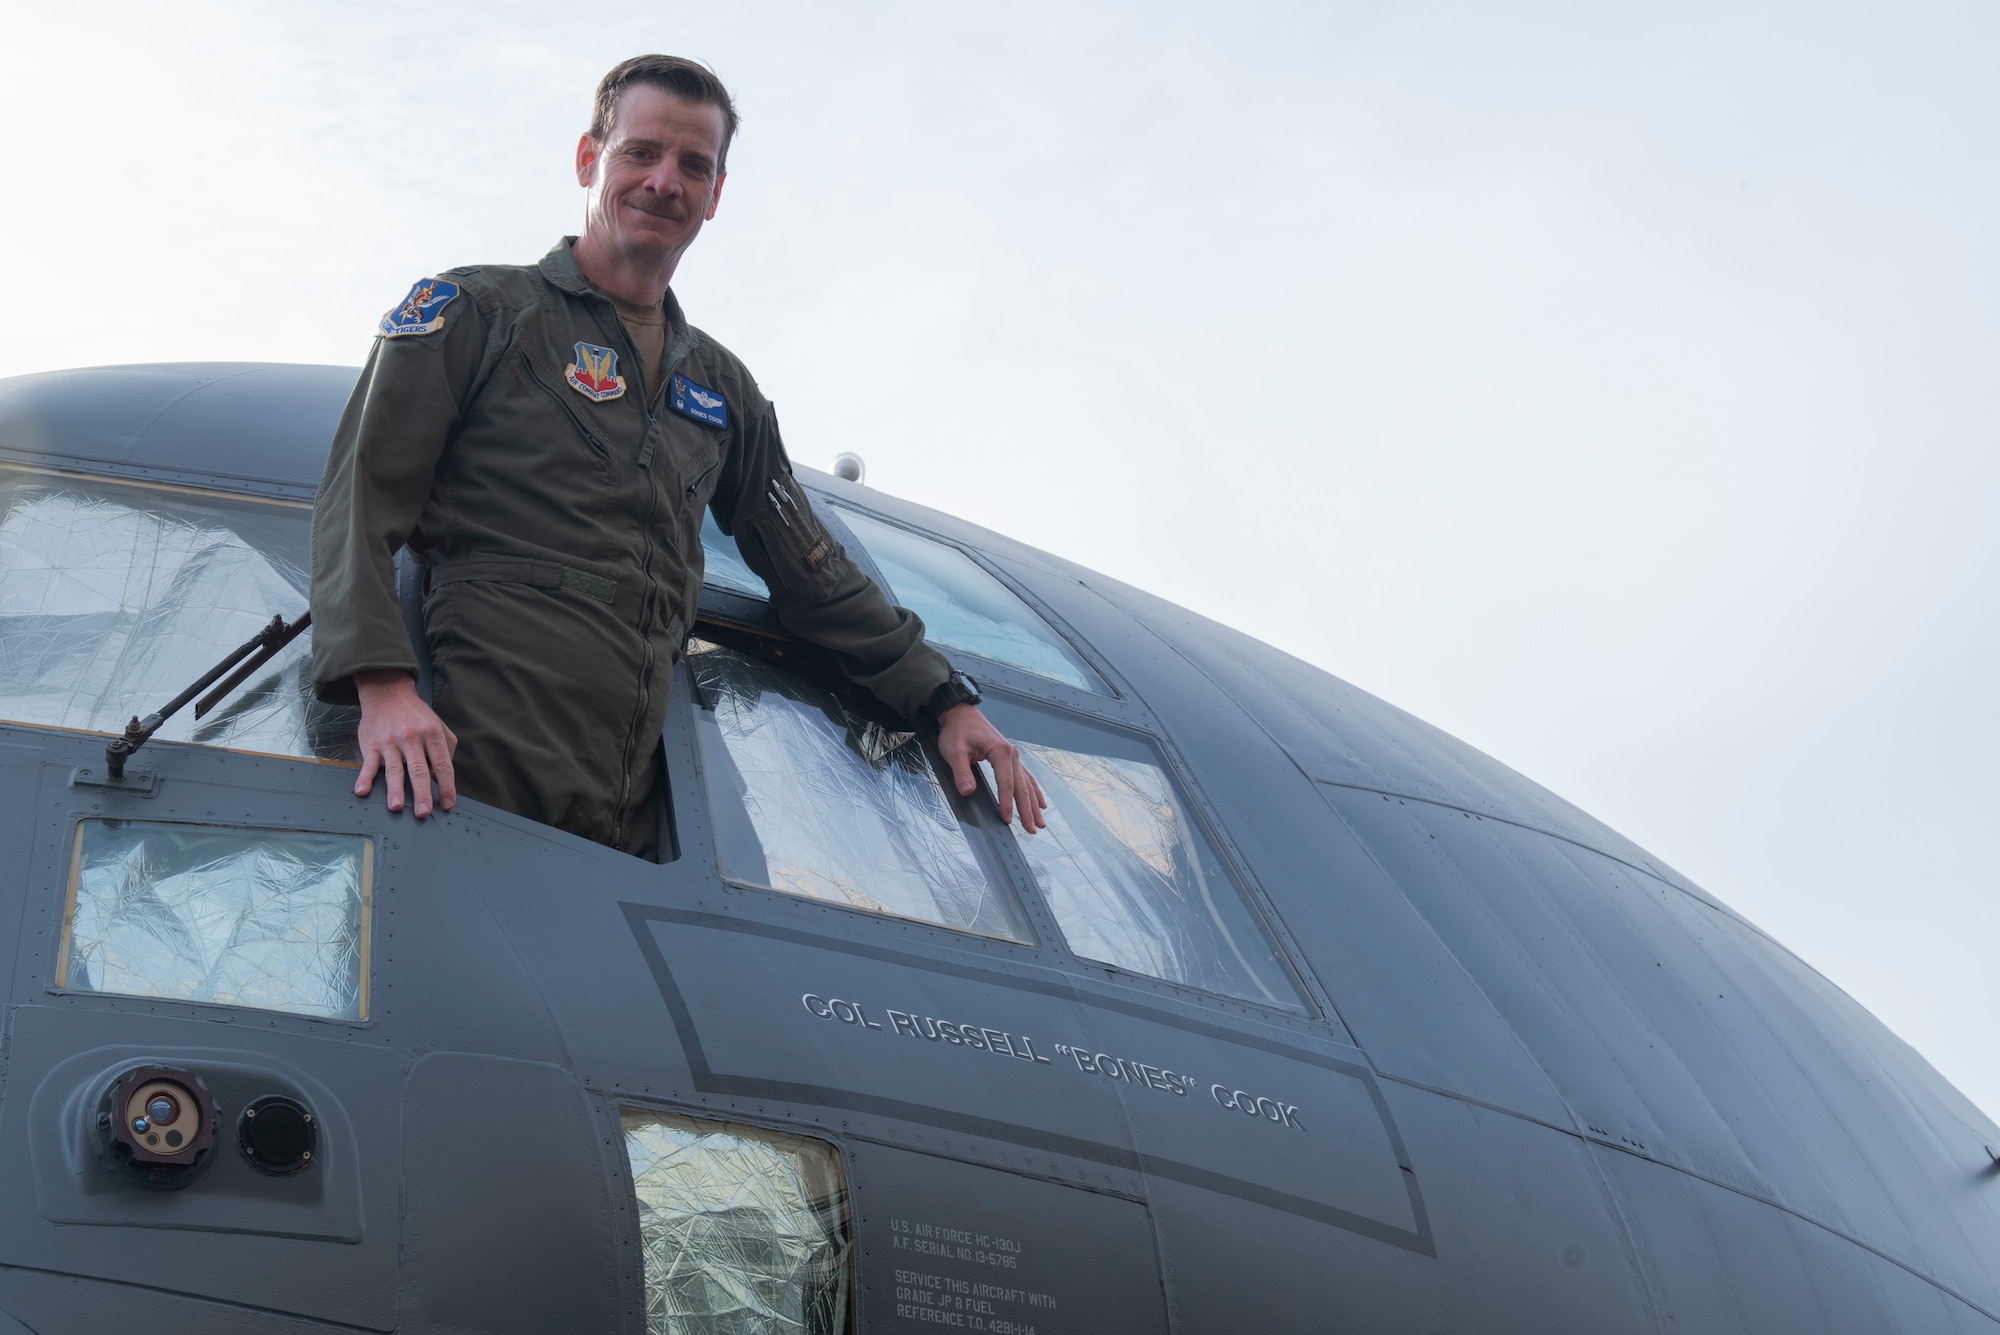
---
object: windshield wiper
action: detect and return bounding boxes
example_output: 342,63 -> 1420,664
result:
105,610 -> 312,779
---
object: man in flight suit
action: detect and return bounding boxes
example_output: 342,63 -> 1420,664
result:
310,54 -> 1045,857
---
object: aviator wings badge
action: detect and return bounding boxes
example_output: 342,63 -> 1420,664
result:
669,372 -> 728,428
565,342 -> 627,402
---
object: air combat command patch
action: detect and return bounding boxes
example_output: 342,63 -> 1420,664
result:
379,278 -> 461,338
670,372 -> 728,428
566,342 -> 627,402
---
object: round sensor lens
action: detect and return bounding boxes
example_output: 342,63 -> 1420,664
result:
102,1066 -> 218,1190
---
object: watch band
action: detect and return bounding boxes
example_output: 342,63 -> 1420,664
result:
923,670 -> 982,723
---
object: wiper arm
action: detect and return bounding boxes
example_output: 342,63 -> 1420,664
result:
105,610 -> 312,779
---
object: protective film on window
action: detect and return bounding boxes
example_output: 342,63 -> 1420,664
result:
0,465 -> 359,761
979,698 -> 1305,1011
700,510 -> 771,599
833,507 -> 1105,693
621,1110 -> 850,1335
687,639 -> 1031,941
59,820 -> 371,1020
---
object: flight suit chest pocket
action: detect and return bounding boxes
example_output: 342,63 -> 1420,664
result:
667,431 -> 723,507
521,352 -> 619,483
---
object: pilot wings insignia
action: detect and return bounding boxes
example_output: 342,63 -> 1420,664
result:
670,372 -> 729,429
565,342 -> 627,402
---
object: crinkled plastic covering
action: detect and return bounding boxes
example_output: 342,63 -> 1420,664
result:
0,467 -> 359,760
63,820 -> 369,1020
621,1110 -> 850,1335
834,508 -> 1103,693
688,639 -> 1029,941
1015,739 -> 1303,1010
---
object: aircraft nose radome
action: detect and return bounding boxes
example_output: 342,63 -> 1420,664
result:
1059,558 -> 2000,1318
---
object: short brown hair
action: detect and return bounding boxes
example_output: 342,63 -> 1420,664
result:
589,55 -> 740,170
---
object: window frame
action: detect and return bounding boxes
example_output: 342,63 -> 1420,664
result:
686,499 -> 1326,1025
667,628 -> 1065,954
615,1102 -> 856,1335
971,686 -> 1315,1015
822,503 -> 1116,701
47,814 -> 380,1027
5,450 -> 1329,1022
697,489 -> 1127,710
0,446 -> 318,506
0,458 -> 359,766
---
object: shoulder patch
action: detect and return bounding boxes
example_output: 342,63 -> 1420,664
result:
670,372 -> 729,429
565,342 -> 627,402
379,278 -> 461,338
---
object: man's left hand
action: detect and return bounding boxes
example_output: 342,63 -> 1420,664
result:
937,704 -> 1048,833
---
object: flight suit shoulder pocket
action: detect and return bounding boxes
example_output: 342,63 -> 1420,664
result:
750,487 -> 846,603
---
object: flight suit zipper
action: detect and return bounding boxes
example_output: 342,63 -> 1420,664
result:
526,332 -> 656,846
610,342 -> 674,850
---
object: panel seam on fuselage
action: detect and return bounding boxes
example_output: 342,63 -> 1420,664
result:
0,1260 -> 395,1332
1313,778 -> 1800,961
0,720 -> 361,770
1375,1069 -> 2000,1326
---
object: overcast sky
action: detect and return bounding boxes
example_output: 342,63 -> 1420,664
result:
3,1 -> 1994,1119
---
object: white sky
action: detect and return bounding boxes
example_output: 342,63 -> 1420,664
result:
3,1 -> 1994,1119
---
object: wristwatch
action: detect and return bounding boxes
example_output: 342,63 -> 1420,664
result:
922,670 -> 982,724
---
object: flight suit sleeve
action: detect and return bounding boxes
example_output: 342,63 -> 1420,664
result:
309,287 -> 489,706
712,402 -> 953,720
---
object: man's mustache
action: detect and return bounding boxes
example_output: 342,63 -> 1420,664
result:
621,193 -> 688,222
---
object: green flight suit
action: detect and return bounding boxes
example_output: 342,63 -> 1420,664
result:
310,239 -> 952,856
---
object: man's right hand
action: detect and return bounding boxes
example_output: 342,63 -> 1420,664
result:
353,670 -> 458,817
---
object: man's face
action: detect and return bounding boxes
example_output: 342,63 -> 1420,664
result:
575,84 -> 727,266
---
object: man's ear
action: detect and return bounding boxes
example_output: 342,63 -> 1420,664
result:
575,133 -> 600,188
705,171 -> 727,221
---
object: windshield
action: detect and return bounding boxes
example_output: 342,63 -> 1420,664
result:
687,637 -> 1031,941
699,510 -> 770,599
0,463 -> 358,762
979,694 -> 1306,1010
832,507 -> 1105,693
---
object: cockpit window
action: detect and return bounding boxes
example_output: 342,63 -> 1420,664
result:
0,464 -> 358,762
621,1109 -> 850,1334
832,508 -> 1105,694
979,697 -> 1306,1011
699,510 -> 770,599
687,638 -> 1032,941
